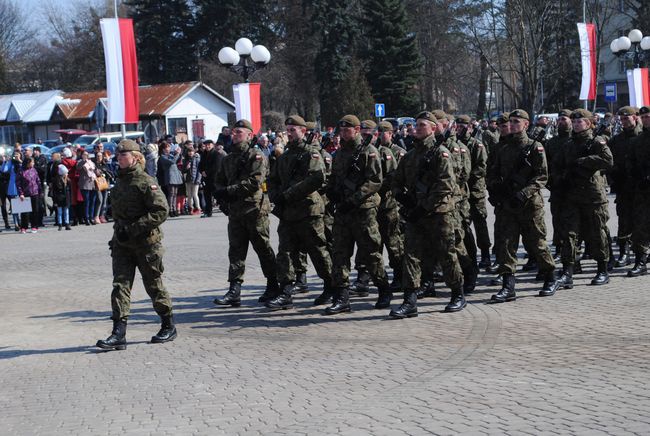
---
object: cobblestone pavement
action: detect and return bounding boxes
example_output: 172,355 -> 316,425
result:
2,194 -> 649,435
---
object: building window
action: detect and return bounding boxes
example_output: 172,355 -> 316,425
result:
168,118 -> 187,135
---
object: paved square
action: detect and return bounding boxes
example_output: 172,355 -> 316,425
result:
2,196 -> 649,435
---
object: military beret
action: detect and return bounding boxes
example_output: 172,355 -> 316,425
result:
489,116 -> 498,122
285,115 -> 307,127
496,112 -> 510,124
416,111 -> 438,124
509,109 -> 529,120
233,119 -> 253,131
446,114 -> 455,122
639,106 -> 650,115
605,112 -> 613,118
570,108 -> 592,119
338,114 -> 360,127
558,109 -> 572,117
116,139 -> 140,153
305,121 -> 317,131
617,106 -> 638,116
378,120 -> 394,132
360,119 -> 377,130
432,109 -> 447,120
455,114 -> 471,124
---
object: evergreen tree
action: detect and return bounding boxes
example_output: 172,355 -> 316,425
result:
360,0 -> 422,116
125,0 -> 197,84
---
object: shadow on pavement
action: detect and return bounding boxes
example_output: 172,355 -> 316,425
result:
0,341 -> 153,359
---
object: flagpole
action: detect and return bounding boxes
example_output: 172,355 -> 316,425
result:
583,0 -> 588,109
114,0 -> 127,139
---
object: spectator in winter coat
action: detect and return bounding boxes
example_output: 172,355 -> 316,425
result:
93,151 -> 114,224
77,151 -> 97,225
181,146 -> 202,214
51,163 -> 72,230
157,142 -> 184,216
144,143 -> 158,177
17,157 -> 42,233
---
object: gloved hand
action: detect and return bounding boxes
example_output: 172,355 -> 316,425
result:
508,190 -> 527,209
336,198 -> 356,214
405,205 -> 426,223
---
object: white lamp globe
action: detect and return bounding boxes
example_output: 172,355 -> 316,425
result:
618,36 -> 632,51
235,38 -> 254,56
629,29 -> 643,43
641,36 -> 650,51
251,45 -> 271,64
218,47 -> 240,65
610,39 -> 620,53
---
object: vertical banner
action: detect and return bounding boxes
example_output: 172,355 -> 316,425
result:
577,22 -> 597,101
233,83 -> 262,134
100,18 -> 140,124
627,68 -> 650,107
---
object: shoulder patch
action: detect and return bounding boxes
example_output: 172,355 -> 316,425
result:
399,152 -> 405,156
150,184 -> 158,190
255,154 -> 263,160
325,157 -> 331,163
453,147 -> 460,153
385,154 -> 393,160
442,152 -> 449,158
460,148 -> 467,153
311,152 -> 320,159
537,145 -> 544,152
478,143 -> 484,147
369,152 -> 377,158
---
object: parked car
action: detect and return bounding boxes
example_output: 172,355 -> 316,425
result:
73,131 -> 145,149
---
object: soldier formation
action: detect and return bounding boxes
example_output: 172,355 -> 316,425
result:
96,105 -> 650,350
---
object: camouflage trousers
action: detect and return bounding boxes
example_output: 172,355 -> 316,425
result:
290,251 -> 308,275
227,210 -> 277,283
332,207 -> 389,289
111,242 -> 173,321
402,212 -> 463,290
631,191 -> 650,254
495,196 -> 556,275
469,196 -> 491,251
377,206 -> 404,272
276,216 -> 333,286
560,202 -> 610,264
459,197 -> 478,265
549,195 -> 565,248
615,192 -> 634,243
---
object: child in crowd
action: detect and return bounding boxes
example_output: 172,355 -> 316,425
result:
52,163 -> 72,230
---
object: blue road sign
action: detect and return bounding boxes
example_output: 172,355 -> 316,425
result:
604,83 -> 617,103
375,103 -> 385,117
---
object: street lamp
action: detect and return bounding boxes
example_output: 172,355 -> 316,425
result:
218,37 -> 271,82
610,29 -> 650,68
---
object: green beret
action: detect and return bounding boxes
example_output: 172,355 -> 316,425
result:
509,109 -> 529,121
489,116 -> 498,122
305,121 -> 317,131
338,114 -> 360,127
285,115 -> 307,127
496,112 -> 510,125
432,109 -> 447,120
360,119 -> 377,130
640,106 -> 650,115
570,108 -> 592,119
416,111 -> 438,124
116,139 -> 139,153
605,112 -> 613,118
378,120 -> 394,132
233,119 -> 253,131
617,106 -> 638,116
446,114 -> 455,122
558,109 -> 572,118
455,114 -> 471,124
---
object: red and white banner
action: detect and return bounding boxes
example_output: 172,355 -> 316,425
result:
233,83 -> 261,134
100,18 -> 140,124
627,68 -> 650,107
577,23 -> 597,101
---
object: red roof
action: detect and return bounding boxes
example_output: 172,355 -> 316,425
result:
59,82 -> 199,121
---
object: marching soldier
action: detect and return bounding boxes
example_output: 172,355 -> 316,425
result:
390,111 -> 465,318
486,109 -> 560,302
265,115 -> 334,310
96,139 -> 176,351
213,119 -> 280,307
555,109 -> 614,288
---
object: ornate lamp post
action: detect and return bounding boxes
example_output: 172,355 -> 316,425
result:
610,29 -> 650,68
218,38 -> 271,82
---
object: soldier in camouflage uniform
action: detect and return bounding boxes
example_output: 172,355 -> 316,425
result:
390,111 -> 466,318
625,105 -> 650,277
213,119 -> 280,307
482,117 -> 500,156
608,106 -> 641,268
325,115 -> 391,314
265,115 -> 334,310
486,109 -> 560,302
96,139 -> 176,351
555,109 -> 613,288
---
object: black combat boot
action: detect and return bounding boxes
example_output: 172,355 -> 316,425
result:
389,268 -> 402,291
521,257 -> 537,272
627,254 -> 648,277
590,261 -> 610,285
615,240 -> 632,267
539,271 -> 561,297
389,289 -> 418,318
214,282 -> 242,307
557,265 -> 574,289
151,315 -> 177,343
313,282 -> 334,306
258,279 -> 280,303
265,284 -> 294,310
445,287 -> 466,312
290,272 -> 308,294
489,273 -> 516,303
478,249 -> 492,269
96,319 -> 127,351
349,269 -> 370,297
487,262 -> 500,274
324,287 -> 351,315
416,280 -> 436,299
462,266 -> 478,295
374,287 -> 393,309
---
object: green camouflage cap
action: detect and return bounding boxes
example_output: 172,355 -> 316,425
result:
617,106 -> 638,116
285,115 -> 307,127
509,109 -> 530,121
378,120 -> 394,132
639,106 -> 650,115
496,112 -> 510,124
416,111 -> 438,124
233,119 -> 253,131
116,139 -> 140,153
432,109 -> 447,120
455,114 -> 471,124
338,114 -> 360,127
558,109 -> 572,118
570,108 -> 592,119
360,119 -> 377,130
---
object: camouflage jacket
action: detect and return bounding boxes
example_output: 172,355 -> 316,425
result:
458,131 -> 488,200
608,123 -> 642,193
545,129 -> 572,194
626,127 -> 650,193
377,144 -> 398,210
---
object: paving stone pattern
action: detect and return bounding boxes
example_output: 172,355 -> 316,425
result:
1,193 -> 649,435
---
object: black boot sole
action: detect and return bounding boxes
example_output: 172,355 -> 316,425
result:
444,302 -> 467,312
627,271 -> 648,277
266,304 -> 294,311
487,296 -> 517,304
324,306 -> 351,315
151,331 -> 177,344
213,300 -> 241,307
388,311 -> 418,319
96,341 -> 126,351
